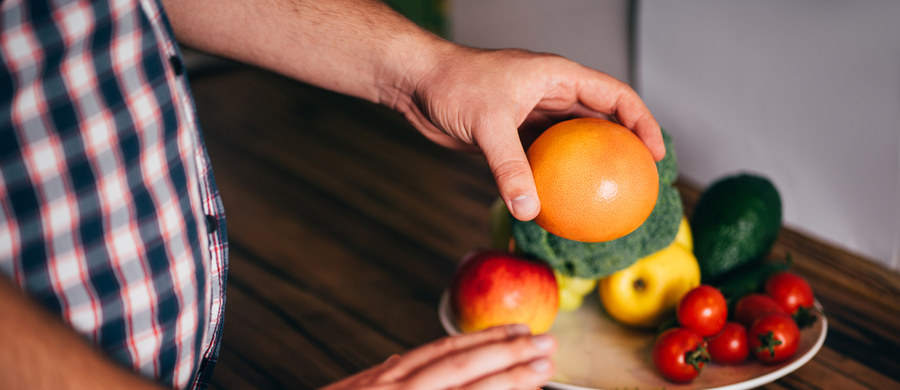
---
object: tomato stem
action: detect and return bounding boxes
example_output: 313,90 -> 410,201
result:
755,330 -> 783,358
684,344 -> 710,373
793,306 -> 817,328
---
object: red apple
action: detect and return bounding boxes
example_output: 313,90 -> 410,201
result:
449,249 -> 559,334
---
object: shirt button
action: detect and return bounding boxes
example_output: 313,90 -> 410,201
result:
205,214 -> 218,234
170,55 -> 184,76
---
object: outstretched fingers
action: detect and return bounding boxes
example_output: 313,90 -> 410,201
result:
402,332 -> 558,389
375,324 -> 531,383
463,357 -> 555,390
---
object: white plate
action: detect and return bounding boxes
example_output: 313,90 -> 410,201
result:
438,291 -> 827,390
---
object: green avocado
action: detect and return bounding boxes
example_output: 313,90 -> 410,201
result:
691,173 -> 782,282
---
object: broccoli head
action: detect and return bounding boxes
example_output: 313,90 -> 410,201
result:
510,128 -> 683,279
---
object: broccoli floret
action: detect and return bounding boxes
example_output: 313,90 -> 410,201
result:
510,129 -> 683,279
512,184 -> 682,278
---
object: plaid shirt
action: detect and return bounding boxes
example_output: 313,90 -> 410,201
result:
0,0 -> 228,388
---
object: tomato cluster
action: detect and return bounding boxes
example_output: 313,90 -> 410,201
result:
652,271 -> 816,383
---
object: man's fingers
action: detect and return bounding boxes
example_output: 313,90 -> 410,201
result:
475,119 -> 541,221
403,333 -> 558,389
611,95 -> 665,161
574,68 -> 666,161
464,358 -> 555,390
376,324 -> 530,383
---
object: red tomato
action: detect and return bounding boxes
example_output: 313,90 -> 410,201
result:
749,313 -> 800,363
677,285 -> 727,337
707,322 -> 750,364
765,271 -> 815,314
733,293 -> 786,328
653,328 -> 709,383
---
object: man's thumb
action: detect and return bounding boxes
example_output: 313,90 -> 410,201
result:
477,125 -> 541,221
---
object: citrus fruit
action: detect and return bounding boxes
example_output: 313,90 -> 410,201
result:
691,173 -> 782,282
528,118 -> 659,243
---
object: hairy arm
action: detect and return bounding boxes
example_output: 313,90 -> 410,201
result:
161,0 -> 440,107
161,0 -> 663,222
0,277 -> 163,389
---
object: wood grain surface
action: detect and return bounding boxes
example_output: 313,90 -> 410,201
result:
189,65 -> 900,390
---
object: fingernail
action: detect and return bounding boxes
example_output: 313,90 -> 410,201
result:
531,334 -> 554,352
530,358 -> 551,373
506,324 -> 530,336
509,194 -> 538,219
383,354 -> 400,364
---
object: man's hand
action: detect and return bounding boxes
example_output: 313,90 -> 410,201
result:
162,0 -> 663,223
392,45 -> 665,221
321,324 -> 556,390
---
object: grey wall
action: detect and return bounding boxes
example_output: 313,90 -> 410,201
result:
636,0 -> 900,269
449,0 -> 900,270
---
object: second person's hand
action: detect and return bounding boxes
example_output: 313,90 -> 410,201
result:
320,324 -> 557,390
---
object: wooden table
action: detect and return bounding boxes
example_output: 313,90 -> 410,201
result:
188,65 -> 900,390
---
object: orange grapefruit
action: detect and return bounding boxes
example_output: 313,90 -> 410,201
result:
528,118 -> 659,242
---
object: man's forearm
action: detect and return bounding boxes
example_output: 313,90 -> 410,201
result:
161,0 -> 448,108
0,277 -> 163,389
